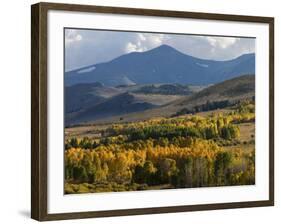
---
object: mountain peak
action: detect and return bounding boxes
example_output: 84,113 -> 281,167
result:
154,44 -> 177,52
144,44 -> 183,56
65,44 -> 255,87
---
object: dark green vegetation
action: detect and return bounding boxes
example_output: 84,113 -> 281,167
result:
173,100 -> 234,116
64,100 -> 255,194
133,84 -> 193,95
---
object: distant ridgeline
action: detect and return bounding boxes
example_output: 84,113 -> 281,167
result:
65,75 -> 255,126
133,84 -> 193,95
65,44 -> 255,87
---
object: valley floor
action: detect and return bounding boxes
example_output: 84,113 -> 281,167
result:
64,101 -> 255,194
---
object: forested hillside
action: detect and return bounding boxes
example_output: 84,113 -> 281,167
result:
64,100 -> 255,193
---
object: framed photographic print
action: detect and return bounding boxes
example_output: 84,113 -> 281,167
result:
31,2 -> 274,221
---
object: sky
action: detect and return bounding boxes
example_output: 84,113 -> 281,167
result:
65,29 -> 255,72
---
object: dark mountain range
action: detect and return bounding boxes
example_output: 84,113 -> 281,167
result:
65,82 -> 199,116
66,92 -> 156,125
65,75 -> 254,125
65,44 -> 255,87
65,82 -> 122,113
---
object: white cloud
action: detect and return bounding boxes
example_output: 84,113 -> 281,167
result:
144,33 -> 166,46
205,36 -> 240,49
65,30 -> 83,46
125,42 -> 145,53
138,33 -> 146,41
124,33 -> 168,53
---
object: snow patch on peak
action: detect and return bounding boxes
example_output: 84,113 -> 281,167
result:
77,66 -> 96,74
196,63 -> 209,68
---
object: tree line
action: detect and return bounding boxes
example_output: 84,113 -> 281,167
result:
65,138 -> 255,193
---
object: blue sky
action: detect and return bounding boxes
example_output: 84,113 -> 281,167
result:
65,29 -> 255,72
